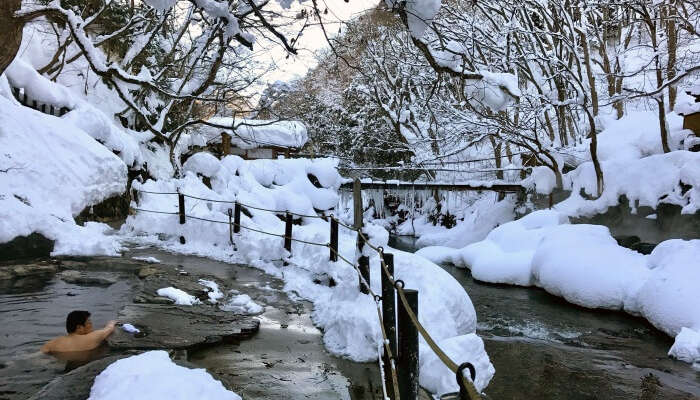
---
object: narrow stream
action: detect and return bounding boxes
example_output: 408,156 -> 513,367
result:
389,235 -> 700,399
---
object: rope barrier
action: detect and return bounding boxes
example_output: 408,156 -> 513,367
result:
132,191 -> 482,399
133,189 -> 328,220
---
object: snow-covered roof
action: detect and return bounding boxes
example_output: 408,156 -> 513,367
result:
200,117 -> 308,150
677,84 -> 700,116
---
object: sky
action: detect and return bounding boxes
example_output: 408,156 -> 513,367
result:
253,0 -> 381,85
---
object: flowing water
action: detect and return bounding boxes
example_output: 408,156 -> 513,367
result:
389,235 -> 700,399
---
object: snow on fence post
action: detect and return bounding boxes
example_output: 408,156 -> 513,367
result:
284,212 -> 293,254
178,192 -> 186,244
233,202 -> 241,233
381,252 -> 397,400
329,215 -> 338,262
397,289 -> 419,400
358,256 -> 370,294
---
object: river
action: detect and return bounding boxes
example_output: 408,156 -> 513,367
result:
389,235 -> 700,399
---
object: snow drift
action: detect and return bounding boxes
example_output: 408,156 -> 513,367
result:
417,211 -> 700,365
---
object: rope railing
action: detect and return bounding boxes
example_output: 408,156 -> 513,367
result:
130,186 -> 483,400
133,188 -> 329,220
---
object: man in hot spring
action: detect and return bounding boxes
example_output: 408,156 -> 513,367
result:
41,310 -> 117,354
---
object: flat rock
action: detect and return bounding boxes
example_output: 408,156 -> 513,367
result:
137,265 -> 161,279
58,270 -> 117,286
0,263 -> 58,280
108,303 -> 259,350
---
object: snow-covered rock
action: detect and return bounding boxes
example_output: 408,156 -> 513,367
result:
0,91 -> 126,256
156,287 -> 201,305
87,351 -> 241,400
668,328 -> 700,364
220,293 -> 264,314
531,224 -> 649,310
419,334 -> 495,396
635,240 -> 700,337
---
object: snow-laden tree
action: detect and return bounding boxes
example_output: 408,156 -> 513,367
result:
4,0 -> 299,174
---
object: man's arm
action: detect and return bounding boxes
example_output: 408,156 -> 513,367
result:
40,340 -> 53,353
84,320 -> 118,347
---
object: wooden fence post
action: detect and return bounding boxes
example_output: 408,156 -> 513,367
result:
397,289 -> 419,400
329,215 -> 338,261
381,252 -> 397,400
221,132 -> 231,157
353,178 -> 363,230
284,212 -> 293,254
228,208 -> 233,245
358,255 -> 370,294
50,105 -> 55,116
234,202 -> 241,233
178,192 -> 186,244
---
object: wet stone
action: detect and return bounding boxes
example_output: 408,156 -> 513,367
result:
137,265 -> 161,279
58,270 -> 117,286
108,303 -> 260,350
0,263 -> 58,280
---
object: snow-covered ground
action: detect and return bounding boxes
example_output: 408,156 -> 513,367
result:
417,210 -> 700,365
120,154 -> 495,394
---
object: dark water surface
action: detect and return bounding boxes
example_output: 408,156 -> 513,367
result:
389,235 -> 700,399
0,273 -> 135,400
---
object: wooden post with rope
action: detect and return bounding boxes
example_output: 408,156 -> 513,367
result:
233,202 -> 241,233
381,252 -> 397,400
358,255 -> 370,294
227,208 -> 233,245
284,212 -> 293,254
397,288 -> 419,400
329,215 -> 338,262
178,192 -> 186,244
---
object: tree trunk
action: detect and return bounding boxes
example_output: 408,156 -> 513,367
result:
0,0 -> 23,76
665,1 -> 678,110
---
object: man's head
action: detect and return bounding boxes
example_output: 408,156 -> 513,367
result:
66,311 -> 92,335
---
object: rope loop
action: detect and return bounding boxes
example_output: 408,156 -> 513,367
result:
374,294 -> 382,302
394,279 -> 405,289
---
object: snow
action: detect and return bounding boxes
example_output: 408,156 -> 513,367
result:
142,0 -> 178,11
183,152 -> 222,178
384,0 -> 442,38
417,210 -> 700,365
199,279 -> 224,303
635,240 -> 700,337
220,293 -> 264,314
132,256 -> 161,263
121,324 -> 141,334
122,154 -> 494,392
558,151 -> 700,216
419,334 -> 495,395
156,287 -> 201,305
0,90 -> 126,256
199,117 -> 308,150
87,351 -> 241,400
668,328 -> 700,364
531,224 -> 649,311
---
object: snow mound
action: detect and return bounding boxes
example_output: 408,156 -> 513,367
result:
419,334 -> 495,396
183,152 -> 221,178
220,293 -> 263,314
418,210 -> 700,365
668,328 -> 700,364
156,287 -> 200,305
636,240 -> 700,337
0,92 -> 125,256
559,151 -> 700,216
531,224 -> 649,310
87,351 -> 241,400
199,279 -> 224,303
